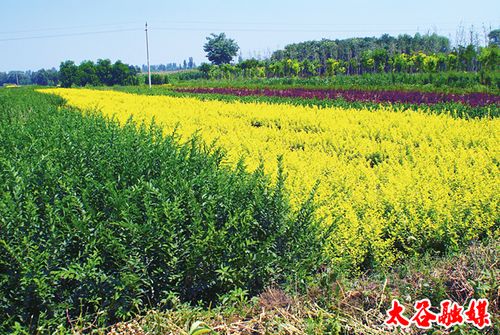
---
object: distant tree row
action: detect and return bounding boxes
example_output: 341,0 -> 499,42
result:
198,44 -> 498,80
195,30 -> 499,85
268,32 -> 500,75
0,57 -> 194,87
59,59 -> 139,87
0,69 -> 59,86
271,33 -> 451,66
143,57 -> 196,73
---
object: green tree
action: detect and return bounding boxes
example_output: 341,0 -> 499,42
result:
326,58 -> 345,76
238,59 -> 261,78
188,57 -> 195,69
390,53 -> 410,72
372,49 -> 388,73
300,59 -> 320,77
436,53 -> 448,71
478,45 -> 500,71
361,51 -> 375,73
96,59 -> 113,86
447,53 -> 458,71
457,45 -> 477,71
220,63 -> 236,79
423,54 -> 439,73
111,60 -> 135,85
59,60 -> 78,87
0,72 -> 7,85
284,59 -> 301,77
267,60 -> 285,77
77,60 -> 100,86
203,33 -> 239,65
198,63 -> 212,78
32,69 -> 49,86
47,69 -> 59,85
149,73 -> 167,85
488,29 -> 500,47
411,52 -> 427,72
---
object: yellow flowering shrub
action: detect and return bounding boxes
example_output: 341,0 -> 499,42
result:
39,88 -> 499,271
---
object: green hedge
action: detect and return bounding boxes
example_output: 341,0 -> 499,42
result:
170,71 -> 500,94
0,89 -> 324,332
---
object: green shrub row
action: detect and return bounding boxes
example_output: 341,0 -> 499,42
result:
0,89 -> 324,333
142,73 -> 170,85
170,71 -> 500,94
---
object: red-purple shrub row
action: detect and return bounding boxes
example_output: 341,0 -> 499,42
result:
175,87 -> 500,107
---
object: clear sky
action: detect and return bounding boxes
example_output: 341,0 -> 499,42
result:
0,0 -> 499,71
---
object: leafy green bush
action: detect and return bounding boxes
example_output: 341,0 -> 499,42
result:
170,70 -> 208,81
0,89 -> 324,332
144,73 -> 169,85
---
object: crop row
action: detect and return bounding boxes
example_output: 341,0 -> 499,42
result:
113,85 -> 498,119
175,87 -> 500,108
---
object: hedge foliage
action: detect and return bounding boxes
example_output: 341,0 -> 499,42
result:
0,89 -> 324,332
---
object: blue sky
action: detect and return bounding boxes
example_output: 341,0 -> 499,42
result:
0,0 -> 499,71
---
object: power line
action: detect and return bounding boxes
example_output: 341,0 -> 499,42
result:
2,19 -> 497,36
150,19 -> 498,27
0,21 -> 144,35
153,27 -> 460,34
1,22 -> 496,43
0,28 -> 141,42
0,26 -> 444,43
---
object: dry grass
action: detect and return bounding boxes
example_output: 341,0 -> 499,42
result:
77,240 -> 498,335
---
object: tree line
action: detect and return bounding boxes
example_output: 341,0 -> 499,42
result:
271,33 -> 450,71
1,59 -> 141,87
0,69 -> 59,86
269,32 -> 499,75
59,59 -> 140,87
144,57 -> 196,72
198,31 -> 499,84
198,46 -> 498,80
1,56 -> 199,87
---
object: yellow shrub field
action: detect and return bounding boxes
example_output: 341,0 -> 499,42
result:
39,88 -> 499,270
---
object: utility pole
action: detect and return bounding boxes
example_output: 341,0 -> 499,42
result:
145,22 -> 151,89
